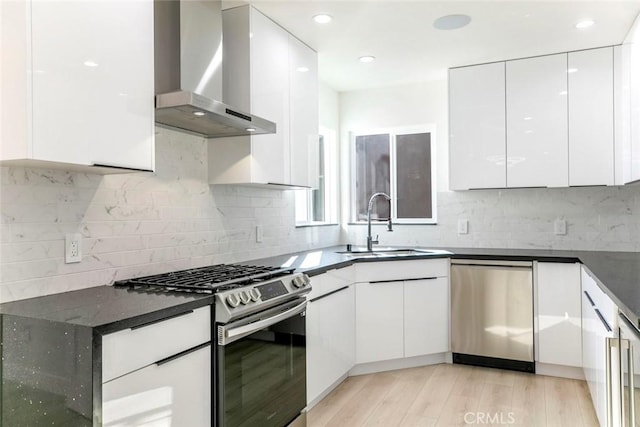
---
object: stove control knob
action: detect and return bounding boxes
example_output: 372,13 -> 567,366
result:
249,288 -> 261,301
226,294 -> 241,308
239,290 -> 252,304
291,276 -> 303,288
301,274 -> 310,287
293,276 -> 307,288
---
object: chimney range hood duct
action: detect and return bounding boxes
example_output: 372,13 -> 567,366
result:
154,0 -> 276,138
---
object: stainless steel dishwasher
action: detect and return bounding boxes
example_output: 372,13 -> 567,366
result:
451,259 -> 534,373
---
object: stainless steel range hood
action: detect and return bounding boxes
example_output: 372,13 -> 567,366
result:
154,0 -> 276,138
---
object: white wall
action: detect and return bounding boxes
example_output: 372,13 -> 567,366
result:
0,127 -> 341,302
340,79 -> 640,252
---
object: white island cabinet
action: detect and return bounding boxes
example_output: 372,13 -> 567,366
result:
211,5 -> 318,188
506,53 -> 568,188
306,266 -> 355,407
1,0 -> 154,172
354,259 -> 449,369
101,306 -> 211,426
449,62 -> 506,190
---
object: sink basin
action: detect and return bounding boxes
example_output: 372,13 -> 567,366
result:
336,247 -> 451,258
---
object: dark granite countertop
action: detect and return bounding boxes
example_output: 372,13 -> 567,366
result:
0,285 -> 214,335
246,245 -> 640,331
1,245 -> 638,334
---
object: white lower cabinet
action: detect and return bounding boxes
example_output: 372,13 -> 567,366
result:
581,267 -> 618,426
355,281 -> 405,364
306,285 -> 355,405
102,344 -> 211,427
404,278 -> 449,357
536,262 -> 582,367
355,275 -> 449,364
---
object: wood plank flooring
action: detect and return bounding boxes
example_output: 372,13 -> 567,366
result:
307,363 -> 599,427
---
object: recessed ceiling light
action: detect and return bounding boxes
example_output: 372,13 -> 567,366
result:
83,61 -> 99,67
433,14 -> 471,31
313,14 -> 332,24
297,66 -> 310,73
193,111 -> 206,117
359,56 -> 376,63
576,20 -> 595,29
246,128 -> 256,132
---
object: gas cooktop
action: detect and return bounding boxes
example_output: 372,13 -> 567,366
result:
114,264 -> 296,294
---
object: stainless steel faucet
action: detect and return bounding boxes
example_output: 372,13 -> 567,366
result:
366,192 -> 393,251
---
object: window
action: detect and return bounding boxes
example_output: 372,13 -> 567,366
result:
351,126 -> 436,224
295,127 -> 338,225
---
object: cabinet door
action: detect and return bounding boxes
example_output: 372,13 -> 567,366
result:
449,63 -> 506,190
582,289 -> 598,413
102,344 -> 211,427
249,8 -> 290,184
404,278 -> 449,357
355,281 -> 404,363
568,48 -> 614,186
31,0 -> 154,170
537,262 -> 582,367
506,54 -> 568,188
306,286 -> 355,405
627,15 -> 640,183
289,35 -> 319,188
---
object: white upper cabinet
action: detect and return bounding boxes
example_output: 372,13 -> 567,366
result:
506,54 -> 568,188
1,0 -> 155,172
211,5 -> 318,187
449,62 -> 506,190
620,14 -> 640,184
289,35 -> 320,189
568,48 -> 615,186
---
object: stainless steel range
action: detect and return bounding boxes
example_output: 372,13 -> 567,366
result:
116,264 -> 311,427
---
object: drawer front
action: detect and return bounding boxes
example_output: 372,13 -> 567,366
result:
581,267 -> 616,328
355,258 -> 449,283
102,306 -> 211,383
308,266 -> 354,300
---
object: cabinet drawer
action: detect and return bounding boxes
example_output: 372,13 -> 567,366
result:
355,258 -> 448,283
582,268 -> 616,328
102,306 -> 211,383
308,266 -> 354,300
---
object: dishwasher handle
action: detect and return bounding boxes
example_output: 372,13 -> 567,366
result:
451,259 -> 533,268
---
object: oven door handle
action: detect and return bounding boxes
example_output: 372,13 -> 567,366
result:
218,300 -> 307,346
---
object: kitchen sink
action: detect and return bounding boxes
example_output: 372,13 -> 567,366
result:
335,247 -> 452,258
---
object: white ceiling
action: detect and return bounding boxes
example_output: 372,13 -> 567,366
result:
223,1 -> 640,92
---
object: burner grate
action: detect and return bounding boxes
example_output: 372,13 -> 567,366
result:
115,264 -> 296,293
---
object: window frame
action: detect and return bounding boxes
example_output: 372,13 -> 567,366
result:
350,125 -> 437,225
294,126 -> 339,227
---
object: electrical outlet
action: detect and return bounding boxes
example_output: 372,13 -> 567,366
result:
256,225 -> 264,243
65,233 -> 82,263
554,219 -> 567,236
458,219 -> 469,235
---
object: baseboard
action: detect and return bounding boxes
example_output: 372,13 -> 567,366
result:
349,353 -> 449,376
306,372 -> 349,410
535,362 -> 585,380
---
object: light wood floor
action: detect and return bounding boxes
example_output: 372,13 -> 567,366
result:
307,363 -> 599,427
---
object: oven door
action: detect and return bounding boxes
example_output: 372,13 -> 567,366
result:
216,298 -> 307,427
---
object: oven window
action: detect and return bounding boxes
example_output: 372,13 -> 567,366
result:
218,313 -> 306,427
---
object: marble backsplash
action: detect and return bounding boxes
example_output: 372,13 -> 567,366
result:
2,126 -> 639,303
0,127 -> 341,303
346,185 -> 640,252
